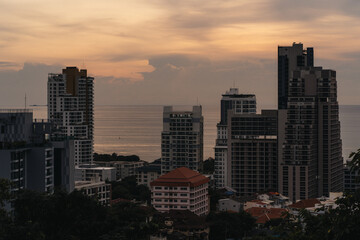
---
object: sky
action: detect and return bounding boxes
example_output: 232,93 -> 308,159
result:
1,0 -> 360,107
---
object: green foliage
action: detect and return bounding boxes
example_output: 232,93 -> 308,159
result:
0,178 -> 12,240
202,157 -> 215,174
0,188 -> 155,240
111,176 -> 151,203
207,211 -> 256,240
93,153 -> 140,162
208,187 -> 221,211
349,148 -> 360,182
0,178 -> 11,208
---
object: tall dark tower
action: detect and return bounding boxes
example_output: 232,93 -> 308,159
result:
278,44 -> 343,201
278,43 -> 314,109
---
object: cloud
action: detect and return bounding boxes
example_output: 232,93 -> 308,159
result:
0,63 -> 63,107
95,54 -> 277,107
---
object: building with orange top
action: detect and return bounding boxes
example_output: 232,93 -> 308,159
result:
150,167 -> 209,216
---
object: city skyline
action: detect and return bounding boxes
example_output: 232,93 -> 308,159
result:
1,1 -> 360,107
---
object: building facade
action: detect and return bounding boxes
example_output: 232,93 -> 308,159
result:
278,44 -> 343,201
75,181 -> 111,206
0,110 -> 54,202
161,106 -> 203,174
278,42 -> 313,110
228,110 -> 278,196
137,160 -> 161,187
75,164 -> 116,182
151,167 -> 209,216
48,67 -> 94,165
343,161 -> 360,192
214,88 -> 256,188
96,160 -> 145,180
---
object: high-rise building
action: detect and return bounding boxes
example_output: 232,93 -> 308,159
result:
214,88 -> 256,188
161,106 -> 203,174
278,43 -> 313,110
278,43 -> 343,201
227,110 -> 278,196
48,67 -> 94,165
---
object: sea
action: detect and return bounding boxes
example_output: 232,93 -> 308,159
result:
28,105 -> 360,163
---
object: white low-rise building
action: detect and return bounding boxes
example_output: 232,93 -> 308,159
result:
218,198 -> 241,213
75,164 -> 116,182
151,167 -> 209,216
75,180 -> 111,206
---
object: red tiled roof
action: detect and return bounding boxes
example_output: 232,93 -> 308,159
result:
150,167 -> 209,187
249,199 -> 267,205
246,207 -> 288,224
110,198 -> 131,205
288,199 -> 321,209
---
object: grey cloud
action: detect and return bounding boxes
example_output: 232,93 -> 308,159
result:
0,61 -> 19,67
95,54 -> 277,107
150,0 -> 360,37
0,63 -> 63,107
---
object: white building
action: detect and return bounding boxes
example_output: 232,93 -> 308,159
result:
75,164 -> 116,182
75,181 -> 111,206
96,161 -> 145,180
218,198 -> 241,212
214,89 -> 256,188
137,161 -> 161,187
151,167 -> 209,216
161,106 -> 203,174
48,67 -> 94,165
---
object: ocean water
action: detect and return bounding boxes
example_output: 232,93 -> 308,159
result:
29,105 -> 360,162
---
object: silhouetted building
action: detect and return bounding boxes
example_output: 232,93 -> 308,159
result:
161,106 -> 203,174
48,67 -> 94,165
0,110 -> 54,204
278,43 -> 313,110
214,88 -> 256,188
278,44 -> 343,201
228,110 -> 278,196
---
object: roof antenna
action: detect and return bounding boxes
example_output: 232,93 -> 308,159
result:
25,93 -> 27,109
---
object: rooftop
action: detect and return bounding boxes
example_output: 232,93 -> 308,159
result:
151,167 -> 209,187
246,207 -> 288,224
288,198 -> 321,209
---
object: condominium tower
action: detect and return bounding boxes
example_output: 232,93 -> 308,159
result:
278,43 -> 343,201
48,67 -> 94,165
214,88 -> 256,188
278,43 -> 313,110
161,106 -> 203,174
228,110 -> 278,196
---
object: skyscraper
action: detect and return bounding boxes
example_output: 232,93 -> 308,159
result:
278,43 -> 313,110
214,88 -> 256,188
228,110 -> 278,196
278,44 -> 343,201
48,67 -> 94,165
161,106 -> 203,174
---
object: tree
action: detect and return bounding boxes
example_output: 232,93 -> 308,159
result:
349,148 -> 360,182
0,179 -> 12,240
207,211 -> 255,239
